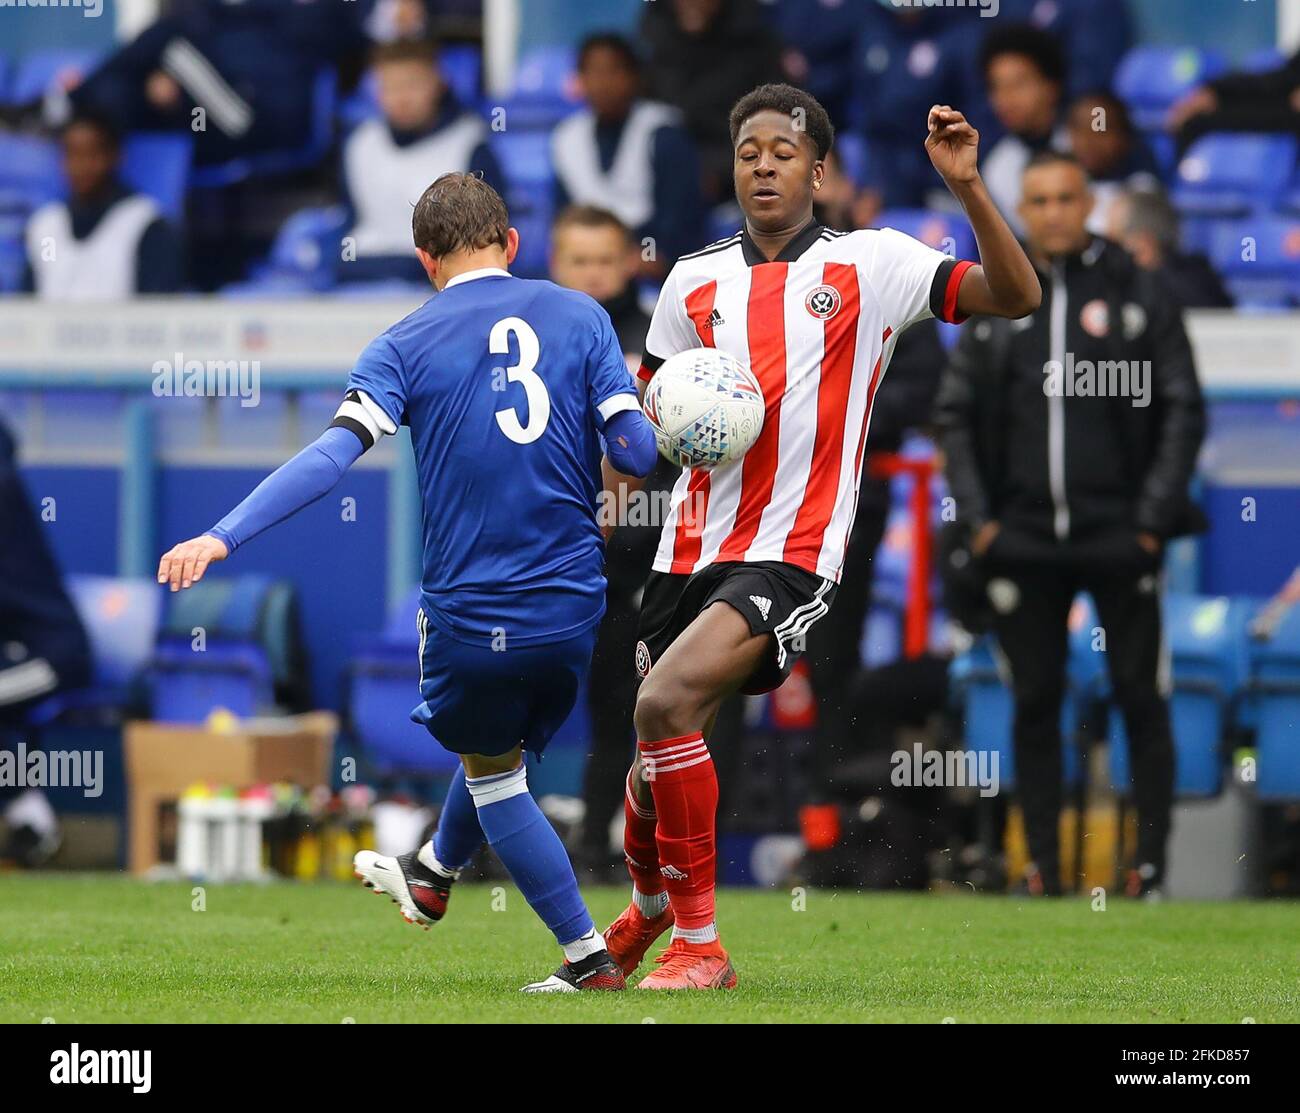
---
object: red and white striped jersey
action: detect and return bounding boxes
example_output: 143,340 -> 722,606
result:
639,220 -> 973,584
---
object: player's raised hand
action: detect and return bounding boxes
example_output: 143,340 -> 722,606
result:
925,105 -> 980,185
157,534 -> 228,592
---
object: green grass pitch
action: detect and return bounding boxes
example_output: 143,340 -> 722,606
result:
2,875 -> 1297,1023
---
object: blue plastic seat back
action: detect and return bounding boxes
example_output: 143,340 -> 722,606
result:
120,133 -> 193,223
9,49 -> 103,104
1174,134 -> 1299,216
877,209 -> 977,263
150,640 -> 275,722
66,574 -> 162,691
1248,603 -> 1300,800
1114,46 -> 1226,130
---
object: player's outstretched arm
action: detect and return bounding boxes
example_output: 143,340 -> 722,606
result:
156,426 -> 365,592
924,105 -> 1041,320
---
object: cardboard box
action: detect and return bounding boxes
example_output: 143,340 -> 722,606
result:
124,712 -> 336,875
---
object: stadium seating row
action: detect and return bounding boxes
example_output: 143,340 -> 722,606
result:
952,593 -> 1300,802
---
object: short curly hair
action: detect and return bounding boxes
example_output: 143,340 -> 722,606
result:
729,83 -> 835,162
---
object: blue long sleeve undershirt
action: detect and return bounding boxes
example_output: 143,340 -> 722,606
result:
206,409 -> 655,557
603,408 -> 657,478
206,426 -> 364,555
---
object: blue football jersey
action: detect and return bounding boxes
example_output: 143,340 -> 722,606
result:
342,268 -> 640,647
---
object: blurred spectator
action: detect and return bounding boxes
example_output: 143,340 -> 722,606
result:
339,39 -> 501,285
980,25 -> 1066,235
551,34 -> 704,278
24,112 -> 185,299
763,0 -> 868,128
0,416 -> 92,868
639,0 -> 784,206
42,0 -> 370,168
549,206 -> 650,355
1167,48 -> 1300,156
1108,188 -> 1233,309
996,0 -> 1133,99
847,4 -> 978,214
934,150 -> 1206,898
548,206 -> 676,877
1065,91 -> 1160,236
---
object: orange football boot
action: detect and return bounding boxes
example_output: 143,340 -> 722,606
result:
603,902 -> 675,976
636,937 -> 738,990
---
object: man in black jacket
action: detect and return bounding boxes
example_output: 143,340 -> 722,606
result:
934,150 -> 1206,898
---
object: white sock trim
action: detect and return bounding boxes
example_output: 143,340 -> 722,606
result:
672,922 -> 718,944
632,888 -> 669,918
417,840 -> 458,880
561,927 -> 606,964
466,763 -> 529,808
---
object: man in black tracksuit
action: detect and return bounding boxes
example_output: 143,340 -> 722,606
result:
934,150 -> 1206,897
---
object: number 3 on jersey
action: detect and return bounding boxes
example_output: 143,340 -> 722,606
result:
490,316 -> 549,444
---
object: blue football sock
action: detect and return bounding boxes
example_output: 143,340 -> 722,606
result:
466,763 -> 596,947
425,767 -> 482,875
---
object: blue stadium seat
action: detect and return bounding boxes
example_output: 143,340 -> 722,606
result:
190,70 -> 337,188
835,132 -> 868,188
26,575 -> 162,725
1206,215 -> 1300,308
876,209 -> 977,263
120,133 -> 193,223
1109,594 -> 1251,798
513,44 -> 577,102
1114,46 -> 1226,132
259,204 -> 348,290
950,635 -> 1080,792
1173,134 -> 1299,217
1247,604 -> 1300,800
8,48 -> 102,104
0,134 -> 62,209
492,128 -> 555,278
147,576 -> 297,722
345,589 -> 460,775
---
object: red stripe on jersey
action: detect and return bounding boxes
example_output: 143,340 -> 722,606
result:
685,279 -> 719,346
942,259 -> 976,324
715,263 -> 789,563
667,280 -> 719,573
783,261 -> 862,569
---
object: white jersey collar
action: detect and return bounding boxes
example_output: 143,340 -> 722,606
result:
442,267 -> 511,289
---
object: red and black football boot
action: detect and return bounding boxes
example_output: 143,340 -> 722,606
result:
520,950 -> 627,993
353,849 -> 453,930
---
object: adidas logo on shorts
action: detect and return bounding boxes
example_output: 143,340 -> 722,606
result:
749,595 -> 772,620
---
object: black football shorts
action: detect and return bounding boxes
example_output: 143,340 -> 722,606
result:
635,560 -> 837,695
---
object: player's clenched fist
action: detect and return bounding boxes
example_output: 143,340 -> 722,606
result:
925,105 -> 980,185
157,534 -> 228,592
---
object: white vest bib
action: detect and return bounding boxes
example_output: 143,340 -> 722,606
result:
551,100 -> 680,231
26,194 -> 159,301
346,114 -> 489,257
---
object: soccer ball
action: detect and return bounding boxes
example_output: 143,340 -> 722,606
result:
643,348 -> 765,469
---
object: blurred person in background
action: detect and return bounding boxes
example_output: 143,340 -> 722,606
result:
551,34 -> 704,278
763,0 -> 868,128
996,0 -> 1133,99
1108,188 -> 1233,310
1167,47 -> 1300,157
1064,91 -> 1160,237
16,0 -> 371,168
934,151 -> 1206,899
340,39 -> 502,285
639,0 -> 784,206
548,205 -> 677,877
846,1 -> 977,217
0,416 -> 92,867
979,26 -> 1066,235
23,111 -> 185,300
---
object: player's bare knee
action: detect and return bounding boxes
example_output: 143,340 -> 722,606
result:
634,671 -> 701,741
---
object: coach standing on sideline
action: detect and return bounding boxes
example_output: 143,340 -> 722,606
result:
934,150 -> 1206,899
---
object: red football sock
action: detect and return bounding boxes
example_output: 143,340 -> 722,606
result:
623,767 -> 664,897
639,732 -> 718,935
